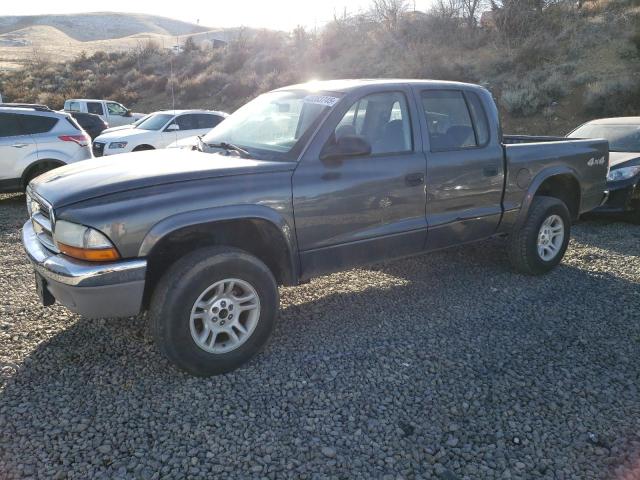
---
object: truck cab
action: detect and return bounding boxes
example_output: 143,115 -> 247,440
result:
64,99 -> 144,127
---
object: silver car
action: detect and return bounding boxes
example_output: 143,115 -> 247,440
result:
0,104 -> 93,193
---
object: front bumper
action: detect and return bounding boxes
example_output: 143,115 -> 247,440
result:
592,178 -> 640,214
22,221 -> 147,318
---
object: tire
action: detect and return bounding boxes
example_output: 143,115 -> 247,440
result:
150,247 -> 279,376
23,162 -> 62,190
133,145 -> 155,152
508,196 -> 571,275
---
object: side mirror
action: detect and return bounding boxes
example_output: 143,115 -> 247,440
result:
125,109 -> 132,117
320,135 -> 372,161
166,123 -> 180,131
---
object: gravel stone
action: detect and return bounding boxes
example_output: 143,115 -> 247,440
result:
1,192 -> 639,479
321,446 -> 337,458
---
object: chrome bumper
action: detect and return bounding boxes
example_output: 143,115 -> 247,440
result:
22,221 -> 147,318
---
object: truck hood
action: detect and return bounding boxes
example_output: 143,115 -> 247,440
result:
30,149 -> 296,207
609,151 -> 640,168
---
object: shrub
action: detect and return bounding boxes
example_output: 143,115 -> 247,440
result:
502,83 -> 544,117
501,72 -> 568,117
584,78 -> 640,116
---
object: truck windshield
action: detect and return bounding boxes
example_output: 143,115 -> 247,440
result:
568,124 -> 640,153
201,90 -> 341,161
136,114 -> 174,131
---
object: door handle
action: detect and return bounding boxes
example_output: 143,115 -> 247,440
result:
12,143 -> 28,148
405,172 -> 424,186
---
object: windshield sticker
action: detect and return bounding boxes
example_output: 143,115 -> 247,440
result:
303,95 -> 340,107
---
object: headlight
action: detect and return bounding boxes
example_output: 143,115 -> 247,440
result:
108,141 -> 128,149
53,220 -> 120,261
607,165 -> 640,182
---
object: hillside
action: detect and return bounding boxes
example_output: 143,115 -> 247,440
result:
0,13 -> 238,70
1,0 -> 639,136
0,13 -> 210,41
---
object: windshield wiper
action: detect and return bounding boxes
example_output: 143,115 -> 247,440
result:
205,141 -> 251,158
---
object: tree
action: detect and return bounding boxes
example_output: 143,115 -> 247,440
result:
432,0 -> 487,28
372,0 -> 409,31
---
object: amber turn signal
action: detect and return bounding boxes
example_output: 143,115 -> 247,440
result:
57,242 -> 121,262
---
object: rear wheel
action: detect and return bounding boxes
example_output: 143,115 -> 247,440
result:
508,196 -> 571,275
150,247 -> 279,376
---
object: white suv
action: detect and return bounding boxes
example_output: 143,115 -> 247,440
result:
0,104 -> 93,193
92,110 -> 228,157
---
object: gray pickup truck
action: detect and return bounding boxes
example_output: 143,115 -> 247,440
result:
23,80 -> 608,376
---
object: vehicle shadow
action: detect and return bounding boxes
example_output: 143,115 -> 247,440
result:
573,217 -> 640,257
1,240 -> 639,478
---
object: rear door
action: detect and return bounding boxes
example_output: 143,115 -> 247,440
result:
293,87 -> 427,278
417,88 -> 504,249
21,114 -> 61,159
0,113 -> 38,183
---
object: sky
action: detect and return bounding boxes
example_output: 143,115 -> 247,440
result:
7,0 -> 433,31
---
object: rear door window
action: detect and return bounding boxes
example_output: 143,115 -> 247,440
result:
18,114 -> 58,134
175,114 -> 197,131
0,113 -> 25,137
87,102 -> 104,115
195,114 -> 224,129
421,90 -> 477,151
465,92 -> 490,146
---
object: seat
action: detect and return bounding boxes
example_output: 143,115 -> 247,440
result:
445,125 -> 475,148
373,120 -> 406,154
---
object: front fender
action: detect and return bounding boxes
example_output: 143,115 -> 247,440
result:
138,204 -> 299,279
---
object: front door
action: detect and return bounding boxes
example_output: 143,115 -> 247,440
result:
417,88 -> 505,250
293,89 -> 427,279
106,102 -> 129,127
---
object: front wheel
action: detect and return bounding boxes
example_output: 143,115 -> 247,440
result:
508,196 -> 571,275
150,247 -> 279,376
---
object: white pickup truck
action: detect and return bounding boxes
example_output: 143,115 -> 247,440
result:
64,99 -> 145,128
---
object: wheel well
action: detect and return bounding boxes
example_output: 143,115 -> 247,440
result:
535,174 -> 581,220
142,219 -> 295,309
133,145 -> 155,151
22,160 -> 65,189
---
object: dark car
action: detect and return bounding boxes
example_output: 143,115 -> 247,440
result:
23,79 -> 608,376
67,111 -> 107,140
568,117 -> 640,222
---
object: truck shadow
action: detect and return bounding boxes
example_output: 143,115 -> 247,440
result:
1,241 -> 639,477
573,218 -> 640,257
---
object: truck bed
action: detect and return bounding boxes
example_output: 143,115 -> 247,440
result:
501,136 -> 609,223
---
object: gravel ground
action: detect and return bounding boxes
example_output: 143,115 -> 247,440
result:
1,192 -> 639,480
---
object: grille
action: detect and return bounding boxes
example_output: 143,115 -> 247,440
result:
27,191 -> 58,253
93,141 -> 105,157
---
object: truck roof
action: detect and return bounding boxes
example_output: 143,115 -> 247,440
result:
276,79 -> 487,94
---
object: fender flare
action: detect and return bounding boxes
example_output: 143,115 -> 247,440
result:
138,204 -> 300,282
515,166 -> 581,227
